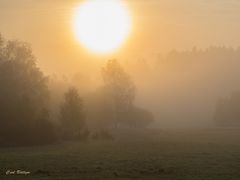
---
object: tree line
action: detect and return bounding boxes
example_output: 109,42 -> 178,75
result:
0,35 -> 154,147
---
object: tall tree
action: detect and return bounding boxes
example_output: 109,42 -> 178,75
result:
0,35 -> 54,146
60,87 -> 87,139
102,59 -> 135,128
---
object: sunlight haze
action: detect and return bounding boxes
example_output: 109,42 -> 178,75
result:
1,0 -> 240,73
73,0 -> 131,54
2,1 -> 240,179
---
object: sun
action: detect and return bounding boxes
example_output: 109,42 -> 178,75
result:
73,0 -> 131,54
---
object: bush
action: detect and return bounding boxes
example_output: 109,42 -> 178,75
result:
91,129 -> 114,140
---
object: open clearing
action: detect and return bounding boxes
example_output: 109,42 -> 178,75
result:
0,128 -> 240,180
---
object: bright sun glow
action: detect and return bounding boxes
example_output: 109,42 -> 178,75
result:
73,0 -> 131,54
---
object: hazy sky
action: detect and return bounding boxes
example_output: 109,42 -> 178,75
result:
1,0 -> 240,74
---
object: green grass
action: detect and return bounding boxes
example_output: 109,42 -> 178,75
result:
1,128 -> 240,179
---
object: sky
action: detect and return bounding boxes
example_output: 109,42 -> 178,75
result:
1,0 -> 240,127
1,0 -> 240,74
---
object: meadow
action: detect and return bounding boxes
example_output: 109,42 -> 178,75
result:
1,128 -> 240,180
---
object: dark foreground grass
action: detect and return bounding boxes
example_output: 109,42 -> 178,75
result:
0,128 -> 240,180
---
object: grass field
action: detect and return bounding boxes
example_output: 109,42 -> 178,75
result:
1,128 -> 240,180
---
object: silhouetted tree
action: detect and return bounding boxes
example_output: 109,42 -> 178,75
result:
0,35 -> 55,146
86,60 -> 154,130
102,59 -> 136,128
130,107 -> 154,128
60,87 -> 88,140
214,92 -> 240,126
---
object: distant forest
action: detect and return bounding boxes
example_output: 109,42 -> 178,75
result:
1,34 -> 240,146
156,47 -> 240,127
132,46 -> 240,127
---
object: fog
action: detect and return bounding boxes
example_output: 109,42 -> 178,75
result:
126,47 -> 240,128
2,2 -> 240,180
45,46 -> 240,129
1,0 -> 240,146
1,0 -> 240,72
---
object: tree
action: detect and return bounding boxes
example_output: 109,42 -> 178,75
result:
102,59 -> 136,128
60,87 -> 88,140
87,60 -> 154,130
0,34 -> 55,146
129,107 -> 154,128
214,92 -> 240,126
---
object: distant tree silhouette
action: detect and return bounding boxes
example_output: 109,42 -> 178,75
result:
0,34 -> 56,146
214,92 -> 240,126
60,87 -> 88,140
130,107 -> 154,128
96,59 -> 155,129
102,59 -> 136,128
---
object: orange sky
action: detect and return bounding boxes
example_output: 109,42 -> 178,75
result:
1,0 -> 240,74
